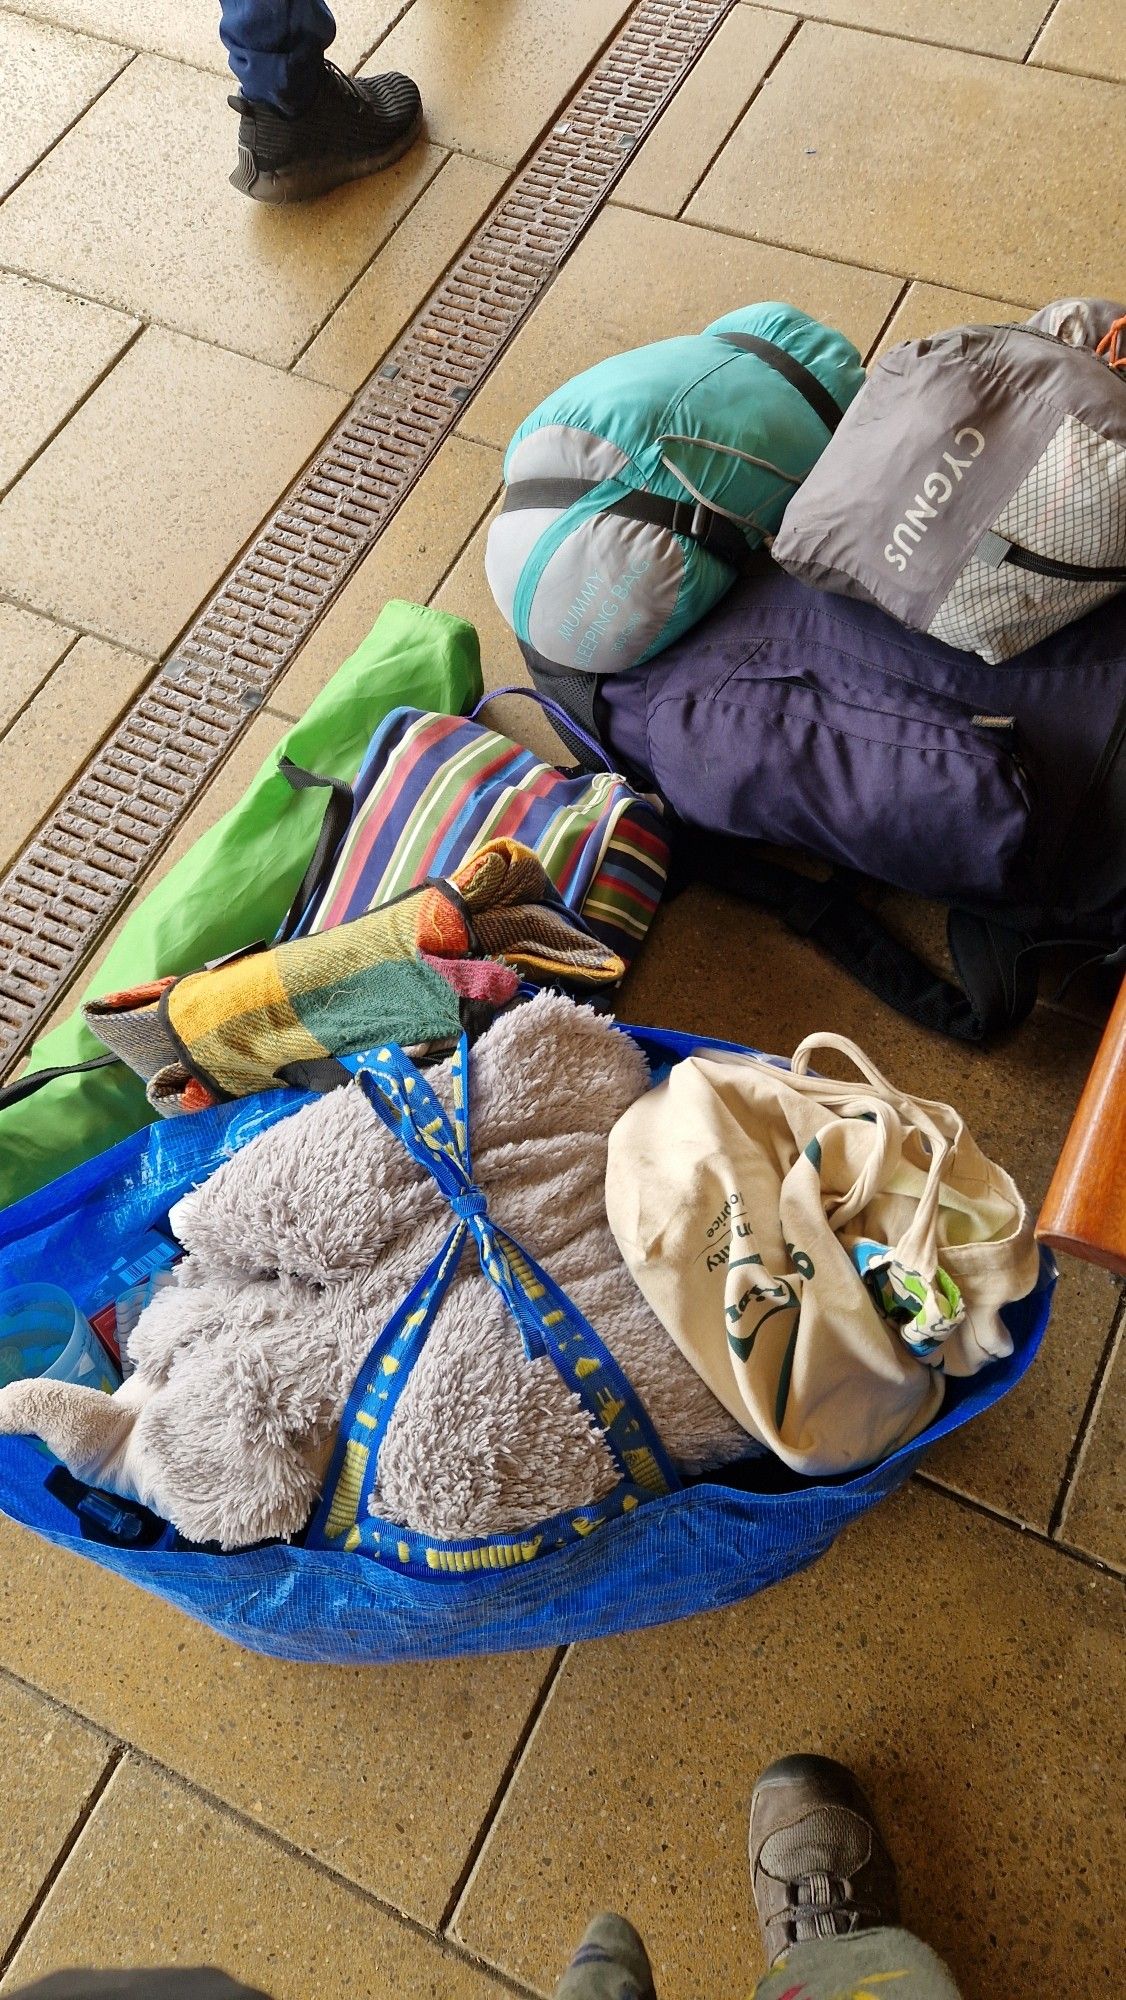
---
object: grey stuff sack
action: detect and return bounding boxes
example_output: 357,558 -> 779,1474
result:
772,297 -> 1126,663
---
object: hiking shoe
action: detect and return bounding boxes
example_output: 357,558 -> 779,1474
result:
229,62 -> 423,204
749,1754 -> 900,1967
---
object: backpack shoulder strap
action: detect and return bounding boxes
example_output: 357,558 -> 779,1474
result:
675,831 -> 1040,1043
1050,688 -> 1126,924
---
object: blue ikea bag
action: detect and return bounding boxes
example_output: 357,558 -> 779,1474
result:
0,1021 -> 1054,1665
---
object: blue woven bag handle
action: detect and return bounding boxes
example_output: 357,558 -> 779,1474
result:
307,1034 -> 679,1572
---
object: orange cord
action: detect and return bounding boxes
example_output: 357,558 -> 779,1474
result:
1095,314 -> 1126,371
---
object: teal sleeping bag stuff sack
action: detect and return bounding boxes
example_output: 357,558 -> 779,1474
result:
485,303 -> 866,677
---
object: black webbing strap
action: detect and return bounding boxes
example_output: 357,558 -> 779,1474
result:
613,487 -> 755,572
501,477 -> 755,574
501,477 -> 596,513
275,757 -> 355,942
274,1057 -> 354,1094
716,333 -> 845,434
670,830 -> 1040,1043
0,1051 -> 121,1111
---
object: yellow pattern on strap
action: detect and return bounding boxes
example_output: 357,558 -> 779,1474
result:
323,1439 -> 370,1542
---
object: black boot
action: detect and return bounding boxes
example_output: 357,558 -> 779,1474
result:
229,61 -> 423,204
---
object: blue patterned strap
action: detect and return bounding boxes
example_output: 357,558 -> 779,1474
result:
308,1222 -> 467,1550
492,1223 -> 678,1499
357,1036 -> 550,1363
307,1033 -> 679,1564
361,1032 -> 475,1188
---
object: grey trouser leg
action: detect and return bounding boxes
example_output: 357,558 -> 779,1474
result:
554,1916 -> 657,2000
553,1917 -> 963,2000
752,1924 -> 963,1999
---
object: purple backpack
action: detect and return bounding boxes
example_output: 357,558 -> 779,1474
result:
524,560 -> 1126,1041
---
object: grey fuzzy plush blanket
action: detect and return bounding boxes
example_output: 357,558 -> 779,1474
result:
0,992 -> 749,1548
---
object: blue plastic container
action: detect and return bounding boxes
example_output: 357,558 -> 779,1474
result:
0,1282 -> 120,1394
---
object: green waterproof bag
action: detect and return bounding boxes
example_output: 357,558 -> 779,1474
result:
0,600 -> 483,1208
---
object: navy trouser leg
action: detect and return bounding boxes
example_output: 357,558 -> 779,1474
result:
219,0 -> 337,114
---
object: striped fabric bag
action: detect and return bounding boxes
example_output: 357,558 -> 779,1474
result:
299,694 -> 670,964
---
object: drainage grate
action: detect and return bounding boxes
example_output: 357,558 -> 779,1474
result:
0,0 -> 737,1072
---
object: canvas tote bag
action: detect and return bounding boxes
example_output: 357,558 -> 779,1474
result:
605,1033 -> 1040,1476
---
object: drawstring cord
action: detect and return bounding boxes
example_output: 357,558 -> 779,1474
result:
1095,315 -> 1126,372
655,432 -> 802,534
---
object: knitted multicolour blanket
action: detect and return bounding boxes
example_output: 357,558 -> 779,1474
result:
83,838 -> 624,1113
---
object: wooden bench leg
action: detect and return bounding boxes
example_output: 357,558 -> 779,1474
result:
1038,975 -> 1126,1276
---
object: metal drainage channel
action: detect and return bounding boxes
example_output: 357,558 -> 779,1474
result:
0,0 -> 738,1075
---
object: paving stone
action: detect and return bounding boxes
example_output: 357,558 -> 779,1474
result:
462,204 -> 899,450
1,1755 -> 513,2000
0,273 -> 137,495
872,280 -> 1036,358
0,9 -> 126,198
0,0 -> 1121,1977
453,1481 -> 1126,1999
0,327 -> 344,657
614,886 -> 1107,1530
0,602 -> 75,736
0,1674 -> 112,1959
298,153 -> 509,393
273,436 -> 502,719
10,0 -> 404,75
752,0 -> 1046,58
1059,1318 -> 1126,1572
0,1516 -> 554,1925
0,56 -> 444,367
614,7 -> 794,218
370,0 -> 635,164
1032,0 -> 1126,85
688,24 -> 1126,303
922,1250 -> 1117,1534
0,637 -> 151,871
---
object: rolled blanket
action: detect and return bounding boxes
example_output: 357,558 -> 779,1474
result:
82,837 -> 621,1114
